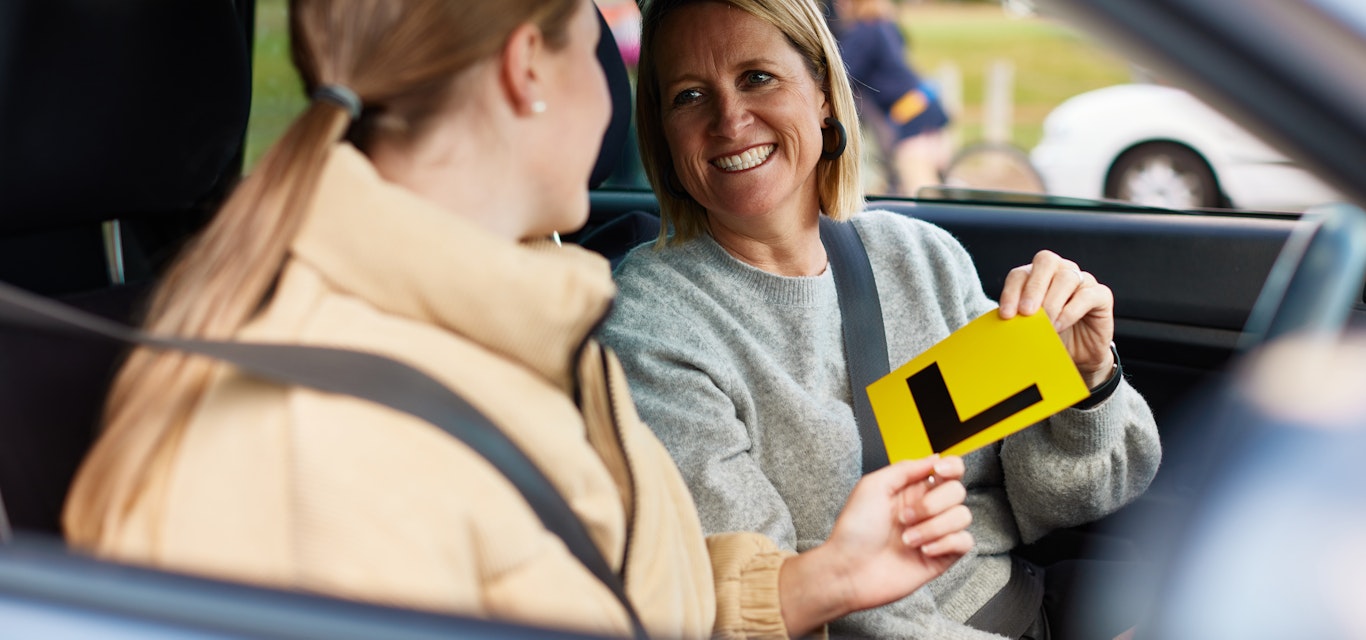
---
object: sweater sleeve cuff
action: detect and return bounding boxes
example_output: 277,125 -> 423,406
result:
1050,378 -> 1136,454
1071,343 -> 1122,410
707,533 -> 802,638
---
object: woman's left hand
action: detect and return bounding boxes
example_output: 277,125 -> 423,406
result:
998,250 -> 1115,388
777,456 -> 973,636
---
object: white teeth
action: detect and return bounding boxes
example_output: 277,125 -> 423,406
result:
712,145 -> 775,172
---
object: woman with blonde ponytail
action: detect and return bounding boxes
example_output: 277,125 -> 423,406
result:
63,0 -> 973,636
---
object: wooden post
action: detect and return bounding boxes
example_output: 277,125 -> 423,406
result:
935,61 -> 963,153
983,59 -> 1015,145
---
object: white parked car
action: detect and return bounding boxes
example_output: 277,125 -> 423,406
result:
1031,83 -> 1342,211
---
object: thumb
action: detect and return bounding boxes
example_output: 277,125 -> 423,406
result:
865,456 -> 940,494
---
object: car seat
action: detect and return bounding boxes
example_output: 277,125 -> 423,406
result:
589,5 -> 634,196
0,0 -> 252,534
0,0 -> 642,539
568,11 -> 663,268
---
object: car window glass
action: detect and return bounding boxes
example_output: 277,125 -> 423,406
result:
248,0 -> 1346,215
593,0 -> 1351,215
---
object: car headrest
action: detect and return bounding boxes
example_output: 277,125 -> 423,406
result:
589,4 -> 634,190
0,0 -> 251,233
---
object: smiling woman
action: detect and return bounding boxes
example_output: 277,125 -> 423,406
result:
603,0 -> 1161,638
654,3 -> 837,273
636,0 -> 864,250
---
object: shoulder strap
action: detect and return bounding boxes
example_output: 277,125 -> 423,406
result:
0,281 -> 648,640
818,215 -> 892,474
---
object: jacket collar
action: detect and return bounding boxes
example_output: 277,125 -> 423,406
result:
288,144 -> 616,392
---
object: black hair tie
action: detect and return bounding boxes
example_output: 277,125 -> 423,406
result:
312,84 -> 362,122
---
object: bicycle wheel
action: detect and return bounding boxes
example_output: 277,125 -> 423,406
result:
942,142 -> 1046,194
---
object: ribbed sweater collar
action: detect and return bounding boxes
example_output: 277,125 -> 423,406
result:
288,144 -> 616,392
682,232 -> 835,308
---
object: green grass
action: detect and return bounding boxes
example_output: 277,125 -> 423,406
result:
899,3 -> 1133,150
244,0 -> 305,170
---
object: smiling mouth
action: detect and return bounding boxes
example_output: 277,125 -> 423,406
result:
711,144 -> 776,172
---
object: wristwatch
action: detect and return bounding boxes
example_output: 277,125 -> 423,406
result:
1073,342 -> 1122,410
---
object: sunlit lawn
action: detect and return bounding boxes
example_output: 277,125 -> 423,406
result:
244,0 -> 304,170
899,2 -> 1133,151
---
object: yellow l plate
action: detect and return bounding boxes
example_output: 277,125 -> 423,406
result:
867,309 -> 1089,460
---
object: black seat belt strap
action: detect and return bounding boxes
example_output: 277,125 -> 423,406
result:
819,215 -> 891,474
0,280 -> 648,640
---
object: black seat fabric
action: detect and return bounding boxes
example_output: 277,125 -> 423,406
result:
0,0 -> 252,534
577,211 -> 661,269
0,287 -> 145,533
0,0 -> 251,292
589,5 -> 634,191
575,11 -> 660,265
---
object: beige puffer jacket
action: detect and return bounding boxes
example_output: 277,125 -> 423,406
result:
73,145 -> 793,638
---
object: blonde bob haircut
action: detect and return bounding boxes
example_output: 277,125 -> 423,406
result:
637,0 -> 864,246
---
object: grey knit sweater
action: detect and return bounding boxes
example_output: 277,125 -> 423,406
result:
601,209 -> 1161,639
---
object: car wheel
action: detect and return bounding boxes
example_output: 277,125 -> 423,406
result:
1105,142 -> 1221,209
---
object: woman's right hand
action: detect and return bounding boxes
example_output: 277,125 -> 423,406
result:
778,456 -> 973,636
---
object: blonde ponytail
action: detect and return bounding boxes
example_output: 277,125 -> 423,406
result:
63,101 -> 352,546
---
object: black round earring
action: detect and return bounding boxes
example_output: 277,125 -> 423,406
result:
663,170 -> 691,201
822,116 -> 847,160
